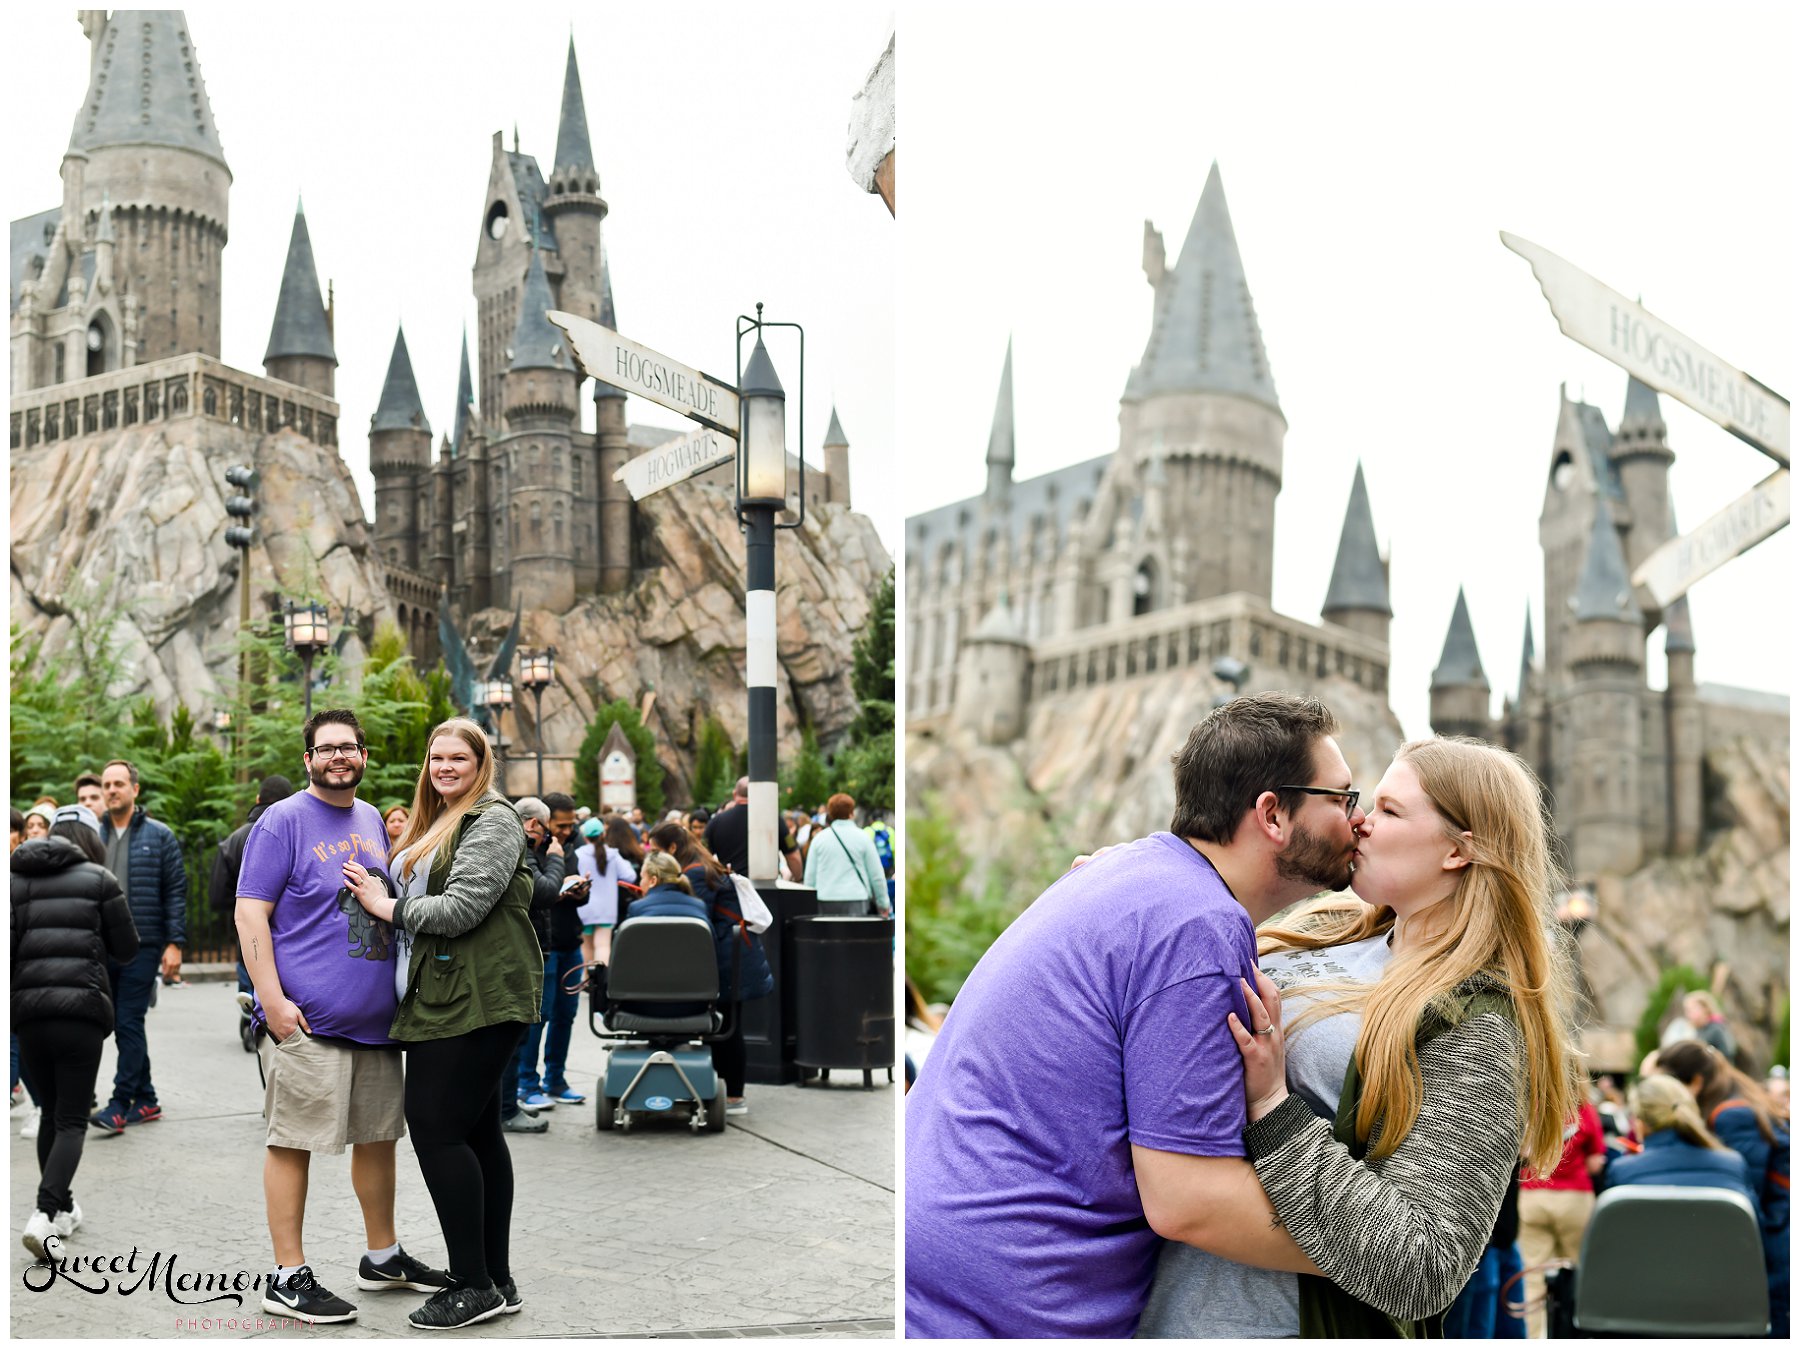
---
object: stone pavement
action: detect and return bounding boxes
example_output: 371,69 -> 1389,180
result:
10,974 -> 895,1339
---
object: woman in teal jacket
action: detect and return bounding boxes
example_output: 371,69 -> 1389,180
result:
802,793 -> 888,915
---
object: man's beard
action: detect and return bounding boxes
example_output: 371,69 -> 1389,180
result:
1275,821 -> 1353,892
308,762 -> 365,792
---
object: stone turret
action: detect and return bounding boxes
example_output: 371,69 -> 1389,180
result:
1663,590 -> 1702,854
822,405 -> 852,506
1120,163 -> 1284,605
1429,587 -> 1490,739
953,594 -> 1030,745
1610,376 -> 1674,611
369,326 -> 431,569
984,338 -> 1015,513
501,244 -> 579,612
1565,491 -> 1644,877
263,200 -> 337,396
541,37 -> 607,326
1320,461 -> 1390,646
594,253 -> 633,594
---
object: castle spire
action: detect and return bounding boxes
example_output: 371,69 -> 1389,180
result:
1518,603 -> 1536,696
68,10 -> 227,170
507,244 -> 568,372
1575,491 -> 1641,622
451,327 -> 474,456
1125,162 -> 1278,413
553,36 -> 595,175
372,326 -> 429,433
824,405 -> 849,449
1620,373 -> 1665,429
984,336 -> 1015,511
1321,461 -> 1390,617
264,198 -> 336,365
1431,587 -> 1488,689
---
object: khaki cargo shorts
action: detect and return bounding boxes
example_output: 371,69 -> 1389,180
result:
258,1028 -> 406,1154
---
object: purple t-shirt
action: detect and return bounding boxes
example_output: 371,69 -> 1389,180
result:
904,833 -> 1259,1339
237,792 -> 398,1046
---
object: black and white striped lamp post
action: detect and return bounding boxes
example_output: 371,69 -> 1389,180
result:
736,305 -> 804,883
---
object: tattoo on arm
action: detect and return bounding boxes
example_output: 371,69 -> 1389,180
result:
251,937 -> 260,963
1269,1211 -> 1286,1231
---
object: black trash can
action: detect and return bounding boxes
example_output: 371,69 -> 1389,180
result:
791,915 -> 895,1089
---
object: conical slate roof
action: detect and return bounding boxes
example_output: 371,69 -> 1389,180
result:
264,202 -> 336,364
1124,163 -> 1279,413
1664,593 -> 1695,653
450,329 -> 474,457
986,338 -> 1015,470
1575,492 -> 1641,622
823,405 -> 848,448
69,11 -> 228,170
1518,604 -> 1536,696
1322,461 -> 1390,616
507,245 -> 568,372
594,247 -> 624,400
1621,374 -> 1664,427
1431,587 -> 1488,689
553,37 -> 595,176
371,327 -> 429,433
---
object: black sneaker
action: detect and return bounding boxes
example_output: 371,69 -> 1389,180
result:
261,1266 -> 357,1324
356,1246 -> 453,1293
497,1278 -> 522,1314
407,1282 -> 505,1331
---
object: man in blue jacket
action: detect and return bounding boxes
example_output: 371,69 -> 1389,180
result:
93,758 -> 187,1133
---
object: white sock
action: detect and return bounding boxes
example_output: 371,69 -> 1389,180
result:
366,1241 -> 400,1264
272,1263 -> 306,1288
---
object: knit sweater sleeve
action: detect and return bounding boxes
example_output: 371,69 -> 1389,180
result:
393,806 -> 523,938
1243,1010 -> 1524,1322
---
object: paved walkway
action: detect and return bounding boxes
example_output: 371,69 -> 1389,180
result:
10,974 -> 894,1338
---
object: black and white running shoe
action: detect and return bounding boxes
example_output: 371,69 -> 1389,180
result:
261,1267 -> 358,1324
356,1246 -> 453,1292
497,1278 -> 522,1314
407,1282 -> 506,1331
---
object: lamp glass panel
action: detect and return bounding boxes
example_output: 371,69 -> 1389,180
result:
744,396 -> 787,501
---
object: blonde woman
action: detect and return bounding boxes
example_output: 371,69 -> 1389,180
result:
1603,1074 -> 1755,1203
1139,737 -> 1583,1337
341,719 -> 540,1331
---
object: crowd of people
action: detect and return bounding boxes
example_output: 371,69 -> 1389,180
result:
11,718 -> 896,1328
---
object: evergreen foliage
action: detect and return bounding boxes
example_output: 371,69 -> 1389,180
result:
781,725 -> 833,815
354,623 -> 455,809
572,698 -> 664,818
691,715 -> 737,812
833,567 -> 895,811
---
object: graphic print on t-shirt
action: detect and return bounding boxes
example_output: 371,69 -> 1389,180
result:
336,885 -> 394,961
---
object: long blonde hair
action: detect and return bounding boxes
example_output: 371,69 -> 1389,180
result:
1258,737 -> 1583,1174
390,718 -> 498,881
1633,1073 -> 1730,1151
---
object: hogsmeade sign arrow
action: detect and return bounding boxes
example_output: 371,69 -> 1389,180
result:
1501,232 -> 1790,606
547,310 -> 740,437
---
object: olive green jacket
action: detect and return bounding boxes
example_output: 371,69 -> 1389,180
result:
389,791 -> 542,1042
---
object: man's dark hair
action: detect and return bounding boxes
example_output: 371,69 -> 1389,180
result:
74,772 -> 102,793
542,791 -> 576,815
257,775 -> 296,806
1169,692 -> 1340,844
303,708 -> 364,752
688,807 -> 710,827
102,758 -> 140,786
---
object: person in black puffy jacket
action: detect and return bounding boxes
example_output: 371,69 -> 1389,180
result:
11,805 -> 139,1260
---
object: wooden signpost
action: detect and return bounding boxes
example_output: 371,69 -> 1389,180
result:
1502,231 -> 1791,605
547,310 -> 739,436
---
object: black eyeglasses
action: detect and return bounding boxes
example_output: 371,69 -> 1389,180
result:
1275,785 -> 1361,818
306,743 -> 366,762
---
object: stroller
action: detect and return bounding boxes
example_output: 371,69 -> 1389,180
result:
585,910 -> 735,1134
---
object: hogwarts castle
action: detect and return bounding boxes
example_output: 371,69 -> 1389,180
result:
11,10 -> 856,674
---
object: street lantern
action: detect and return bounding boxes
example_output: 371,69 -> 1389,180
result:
518,647 -> 557,797
223,464 -> 259,778
483,676 -> 514,788
283,600 -> 331,720
739,330 -> 787,505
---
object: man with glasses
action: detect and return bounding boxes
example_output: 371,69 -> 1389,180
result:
235,709 -> 450,1324
906,692 -> 1367,1338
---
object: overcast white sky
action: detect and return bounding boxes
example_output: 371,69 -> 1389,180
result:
901,2 -> 1794,740
7,4 -> 897,551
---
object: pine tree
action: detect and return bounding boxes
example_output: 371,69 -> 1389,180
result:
572,698 -> 664,819
781,725 -> 833,815
691,715 -> 737,811
833,567 -> 895,811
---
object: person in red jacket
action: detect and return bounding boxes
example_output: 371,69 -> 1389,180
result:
1517,1092 -> 1606,1336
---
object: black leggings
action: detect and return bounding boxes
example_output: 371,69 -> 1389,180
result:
710,1002 -> 746,1097
17,1020 -> 107,1217
404,1021 -> 525,1289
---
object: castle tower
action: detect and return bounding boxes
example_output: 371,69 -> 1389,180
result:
1610,375 -> 1675,623
1564,491 -> 1645,877
823,405 -> 852,507
1320,461 -> 1391,645
594,254 -> 632,594
473,131 -> 560,428
1540,387 -> 1625,680
541,37 -> 607,325
67,10 -> 231,363
1121,162 -> 1284,605
369,326 -> 431,569
500,244 -> 579,613
1429,587 -> 1490,739
952,594 -> 1031,745
984,338 -> 1014,513
263,200 -> 336,396
1664,591 -> 1702,853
